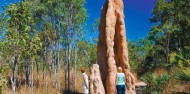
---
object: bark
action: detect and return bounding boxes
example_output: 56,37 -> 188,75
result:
31,61 -> 34,94
64,16 -> 69,91
36,61 -> 40,86
73,41 -> 78,92
64,47 -> 68,90
11,56 -> 18,94
57,46 -> 60,91
67,42 -> 71,91
57,18 -> 61,91
84,48 -> 90,66
51,42 -> 56,87
43,38 -> 48,89
52,16 -> 57,88
25,59 -> 30,87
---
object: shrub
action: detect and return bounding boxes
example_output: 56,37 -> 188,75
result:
140,72 -> 170,94
0,66 -> 8,93
175,68 -> 190,81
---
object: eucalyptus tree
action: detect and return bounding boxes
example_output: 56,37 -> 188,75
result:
29,0 -> 62,89
42,0 -> 62,88
61,0 -> 87,91
4,1 -> 42,93
33,1 -> 52,88
36,0 -> 88,91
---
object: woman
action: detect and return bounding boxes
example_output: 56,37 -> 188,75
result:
115,67 -> 126,94
81,67 -> 89,94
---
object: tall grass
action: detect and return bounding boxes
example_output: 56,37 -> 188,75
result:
3,70 -> 84,94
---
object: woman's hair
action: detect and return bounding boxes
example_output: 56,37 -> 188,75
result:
117,67 -> 122,73
80,67 -> 86,73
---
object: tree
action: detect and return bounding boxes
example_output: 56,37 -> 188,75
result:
4,1 -> 42,93
61,0 -> 87,91
147,0 -> 190,69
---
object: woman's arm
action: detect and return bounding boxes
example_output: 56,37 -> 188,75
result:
115,74 -> 118,84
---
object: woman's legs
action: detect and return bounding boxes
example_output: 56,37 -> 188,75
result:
121,85 -> 126,94
83,85 -> 89,94
117,85 -> 126,94
84,88 -> 88,94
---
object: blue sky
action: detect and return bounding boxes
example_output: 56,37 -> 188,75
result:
0,0 -> 17,12
0,0 -> 157,41
85,0 -> 157,40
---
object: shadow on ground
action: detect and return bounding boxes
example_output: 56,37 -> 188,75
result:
63,90 -> 83,94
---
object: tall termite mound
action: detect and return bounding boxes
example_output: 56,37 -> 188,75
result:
97,0 -> 136,93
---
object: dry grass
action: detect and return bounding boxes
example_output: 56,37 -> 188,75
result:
166,79 -> 190,94
3,70 -> 84,94
153,68 -> 190,94
4,67 -> 190,94
153,68 -> 169,76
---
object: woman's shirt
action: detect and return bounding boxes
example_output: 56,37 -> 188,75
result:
116,73 -> 125,85
82,73 -> 88,87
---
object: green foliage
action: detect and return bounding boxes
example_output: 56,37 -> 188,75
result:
77,41 -> 96,68
169,51 -> 190,69
128,38 -> 155,74
140,72 -> 170,94
0,14 -> 4,35
128,41 -> 143,72
0,0 -> 89,93
0,66 -> 8,93
175,68 -> 190,81
136,0 -> 190,74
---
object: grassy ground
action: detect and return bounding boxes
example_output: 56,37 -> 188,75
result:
4,68 -> 190,94
3,70 -> 85,94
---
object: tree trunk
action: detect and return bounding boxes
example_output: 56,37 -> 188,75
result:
84,48 -> 90,66
11,56 -> 18,94
57,18 -> 61,91
25,59 -> 30,87
55,41 -> 59,90
64,47 -> 68,90
36,61 -> 40,87
51,42 -> 56,87
43,39 -> 48,89
31,61 -> 34,94
68,42 -> 71,91
73,43 -> 78,92
57,40 -> 60,91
